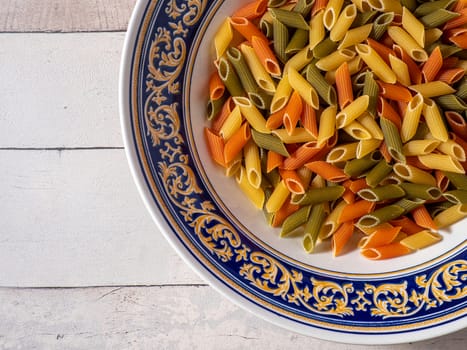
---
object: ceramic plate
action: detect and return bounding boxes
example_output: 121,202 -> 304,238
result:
120,0 -> 466,344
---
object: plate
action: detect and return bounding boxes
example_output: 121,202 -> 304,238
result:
120,0 -> 467,344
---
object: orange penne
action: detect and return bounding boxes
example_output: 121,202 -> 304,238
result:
361,242 -> 412,260
283,91 -> 303,135
267,150 -> 283,173
378,82 -> 412,102
332,221 -> 354,257
230,16 -> 266,42
441,56 -> 459,69
312,0 -> 327,16
209,71 -> 225,100
435,170 -> 450,192
251,35 -> 281,77
212,97 -> 235,132
359,226 -> 401,249
411,205 -> 438,231
378,98 -> 402,130
338,199 -> 375,223
392,44 -> 422,85
446,112 -> 467,140
271,199 -> 299,227
335,62 -> 354,109
366,38 -> 394,65
379,141 -> 392,163
266,108 -> 285,130
205,128 -> 226,167
344,178 -> 369,194
300,103 -> 319,138
232,0 -> 267,20
449,32 -> 467,49
282,141 -> 323,170
390,216 -> 425,235
305,161 -> 349,182
279,169 -> 306,194
444,8 -> 467,30
436,68 -> 465,85
224,122 -> 251,163
421,46 -> 443,82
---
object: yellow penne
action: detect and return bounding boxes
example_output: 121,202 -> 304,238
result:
323,0 -> 345,30
402,7 -> 425,48
236,166 -> 265,209
423,99 -> 449,142
240,43 -> 276,93
387,26 -> 428,62
214,18 -> 234,59
315,49 -> 356,71
424,28 -> 443,47
326,142 -> 359,162
336,95 -> 369,128
350,0 -> 370,12
402,139 -> 441,156
343,121 -> 372,140
272,128 -> 316,144
319,200 -> 347,239
325,56 -> 362,84
357,139 -> 382,159
434,204 -> 467,229
243,139 -> 262,189
400,230 -> 442,250
418,154 -> 464,174
357,112 -> 384,140
284,46 -> 314,73
270,73 -> 292,113
225,152 -> 242,177
309,10 -> 325,50
393,163 -> 437,186
265,180 -> 290,213
367,0 -> 402,13
389,54 -> 411,86
409,81 -> 456,98
401,93 -> 424,142
233,96 -> 271,134
219,105 -> 243,140
317,105 -> 337,146
330,4 -> 357,42
337,23 -> 373,50
437,140 -> 466,162
355,44 -> 397,84
287,66 -> 320,109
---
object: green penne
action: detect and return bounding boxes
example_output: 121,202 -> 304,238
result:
265,168 -> 281,187
344,151 -> 381,177
426,43 -> 462,57
363,72 -> 378,117
443,190 -> 467,204
358,184 -> 406,202
272,17 -> 289,63
312,38 -> 338,59
358,205 -> 406,228
443,171 -> 467,190
293,0 -> 315,17
269,8 -> 309,30
280,205 -> 312,237
260,18 -> 274,39
370,12 -> 394,41
414,0 -> 456,17
420,9 -> 460,29
456,78 -> 467,100
268,0 -> 288,7
227,47 -> 262,101
436,95 -> 467,111
399,183 -> 443,200
393,198 -> 425,213
206,94 -> 227,120
285,29 -> 308,55
401,0 -> 417,12
366,160 -> 393,188
217,56 -> 244,97
251,129 -> 290,157
427,201 -> 454,217
380,117 -> 406,163
303,203 -> 326,253
292,186 -> 345,205
305,63 -> 337,105
352,10 -> 377,28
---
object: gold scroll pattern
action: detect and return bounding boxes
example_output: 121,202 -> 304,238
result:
143,0 -> 467,319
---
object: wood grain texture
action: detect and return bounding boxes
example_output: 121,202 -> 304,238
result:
0,33 -> 124,148
1,286 -> 465,350
0,0 -> 136,32
0,149 -> 203,287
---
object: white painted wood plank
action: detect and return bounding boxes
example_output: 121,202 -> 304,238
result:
1,286 -> 465,350
0,0 -> 136,32
0,33 -> 124,148
0,149 -> 203,287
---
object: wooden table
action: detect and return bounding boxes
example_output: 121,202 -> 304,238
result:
0,1 -> 465,348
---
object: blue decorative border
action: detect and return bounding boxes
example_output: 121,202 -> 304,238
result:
127,0 -> 467,335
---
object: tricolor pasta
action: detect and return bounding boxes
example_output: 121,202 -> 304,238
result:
204,0 -> 467,260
